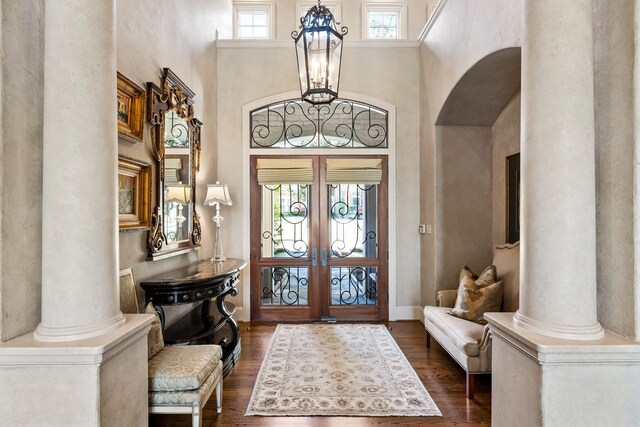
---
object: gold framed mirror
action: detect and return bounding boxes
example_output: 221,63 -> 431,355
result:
146,68 -> 202,260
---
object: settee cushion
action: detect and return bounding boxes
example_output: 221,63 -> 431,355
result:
150,360 -> 223,406
424,306 -> 484,356
148,345 -> 223,392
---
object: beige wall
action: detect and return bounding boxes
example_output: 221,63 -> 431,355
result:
116,0 -> 230,321
419,0 -> 522,305
492,92 -> 520,248
435,126 -> 493,291
0,0 -> 44,342
217,44 -> 422,314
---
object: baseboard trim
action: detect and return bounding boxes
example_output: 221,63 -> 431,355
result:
395,306 -> 423,321
234,306 -> 423,322
235,307 -> 246,322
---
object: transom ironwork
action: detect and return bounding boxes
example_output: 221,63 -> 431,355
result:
250,98 -> 388,148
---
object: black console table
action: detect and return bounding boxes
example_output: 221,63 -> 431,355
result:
140,258 -> 246,376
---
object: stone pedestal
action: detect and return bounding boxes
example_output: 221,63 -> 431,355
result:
0,315 -> 152,426
487,313 -> 640,427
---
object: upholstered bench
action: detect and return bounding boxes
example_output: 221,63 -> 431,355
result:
148,345 -> 223,427
119,268 -> 224,427
424,242 -> 519,399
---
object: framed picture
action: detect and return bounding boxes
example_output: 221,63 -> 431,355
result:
506,152 -> 520,244
117,72 -> 145,142
118,156 -> 151,230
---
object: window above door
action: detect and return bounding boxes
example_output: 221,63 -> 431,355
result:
233,2 -> 275,39
250,98 -> 388,148
362,2 -> 407,39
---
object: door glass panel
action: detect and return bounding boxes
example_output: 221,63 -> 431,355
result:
328,184 -> 377,258
261,267 -> 309,306
330,266 -> 377,305
261,184 -> 310,258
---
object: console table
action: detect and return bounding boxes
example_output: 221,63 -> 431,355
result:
140,258 -> 246,376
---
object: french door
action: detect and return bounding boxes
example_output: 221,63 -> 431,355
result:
250,155 -> 388,321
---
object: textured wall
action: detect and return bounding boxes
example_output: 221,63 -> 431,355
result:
436,126 -> 493,291
419,0 -> 522,305
0,0 -> 45,342
593,0 -> 637,339
116,0 -> 230,323
217,45 -> 422,313
492,92 -> 521,249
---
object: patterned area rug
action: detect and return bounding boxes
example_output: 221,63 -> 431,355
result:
246,324 -> 442,417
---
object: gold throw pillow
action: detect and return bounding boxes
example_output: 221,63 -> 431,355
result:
449,278 -> 503,324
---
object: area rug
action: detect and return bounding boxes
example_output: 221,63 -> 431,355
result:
245,324 -> 442,417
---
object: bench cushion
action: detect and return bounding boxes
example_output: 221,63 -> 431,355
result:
148,345 -> 223,392
424,306 -> 484,356
150,361 -> 223,406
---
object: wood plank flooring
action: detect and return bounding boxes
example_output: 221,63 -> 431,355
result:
150,321 -> 491,426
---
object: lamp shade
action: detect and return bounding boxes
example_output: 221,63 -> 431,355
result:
165,184 -> 191,204
204,182 -> 232,206
292,1 -> 348,105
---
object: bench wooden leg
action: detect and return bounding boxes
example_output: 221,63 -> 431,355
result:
216,380 -> 223,414
192,405 -> 202,427
426,330 -> 431,348
466,372 -> 475,399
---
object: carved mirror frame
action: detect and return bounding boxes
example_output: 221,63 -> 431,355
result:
146,68 -> 202,260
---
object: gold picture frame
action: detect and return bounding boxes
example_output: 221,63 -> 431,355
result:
117,72 -> 145,142
118,156 -> 151,230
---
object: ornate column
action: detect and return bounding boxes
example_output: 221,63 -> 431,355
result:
515,0 -> 603,340
35,0 -> 124,341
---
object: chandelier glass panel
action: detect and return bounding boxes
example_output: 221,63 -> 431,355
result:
250,98 -> 388,148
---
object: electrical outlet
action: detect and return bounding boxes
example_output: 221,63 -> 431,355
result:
419,224 -> 426,234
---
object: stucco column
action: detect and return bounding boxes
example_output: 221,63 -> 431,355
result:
34,0 -> 124,341
516,0 -> 604,339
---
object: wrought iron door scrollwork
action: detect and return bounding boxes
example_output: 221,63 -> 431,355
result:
329,184 -> 377,258
262,184 -> 310,258
261,267 -> 309,306
251,98 -> 387,148
331,266 -> 377,305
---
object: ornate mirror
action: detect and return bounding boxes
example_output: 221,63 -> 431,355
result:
146,68 -> 202,260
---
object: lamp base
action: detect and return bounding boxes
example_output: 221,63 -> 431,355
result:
210,256 -> 226,263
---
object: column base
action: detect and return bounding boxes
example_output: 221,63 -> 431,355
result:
0,314 -> 152,426
33,311 -> 126,342
513,310 -> 604,340
486,313 -> 640,427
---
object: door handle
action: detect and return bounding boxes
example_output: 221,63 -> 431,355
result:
312,248 -> 317,266
321,248 -> 328,266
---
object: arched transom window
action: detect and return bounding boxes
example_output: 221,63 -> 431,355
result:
250,98 -> 388,148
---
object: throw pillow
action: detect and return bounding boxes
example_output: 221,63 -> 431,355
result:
449,279 -> 504,324
459,265 -> 477,282
144,302 -> 165,359
474,265 -> 498,288
451,265 -> 498,313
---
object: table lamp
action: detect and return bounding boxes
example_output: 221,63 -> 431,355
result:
204,182 -> 232,262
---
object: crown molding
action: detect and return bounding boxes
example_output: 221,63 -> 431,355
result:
216,38 -> 421,49
418,0 -> 449,43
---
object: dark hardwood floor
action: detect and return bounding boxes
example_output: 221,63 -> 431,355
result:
150,321 -> 491,426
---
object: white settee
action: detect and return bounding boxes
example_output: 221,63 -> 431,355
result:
423,242 -> 520,399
